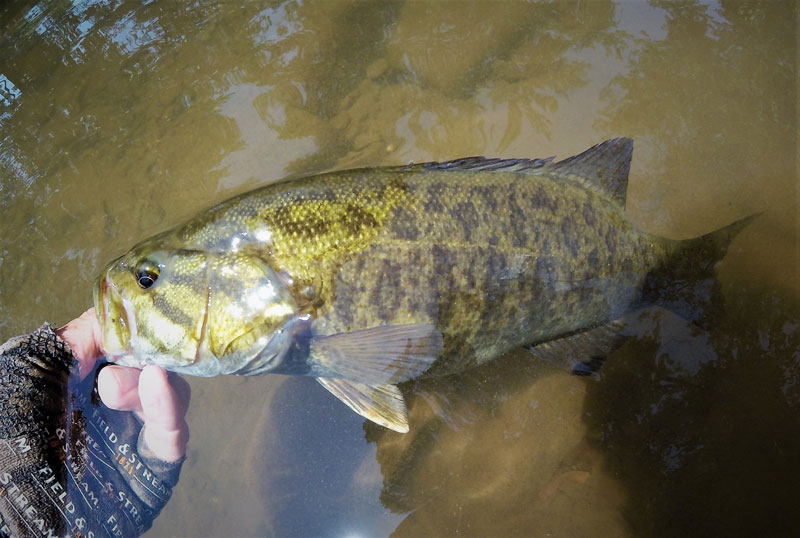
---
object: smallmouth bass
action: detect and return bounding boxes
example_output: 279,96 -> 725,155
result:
94,139 -> 751,432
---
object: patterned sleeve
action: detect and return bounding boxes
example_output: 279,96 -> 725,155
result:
0,324 -> 184,538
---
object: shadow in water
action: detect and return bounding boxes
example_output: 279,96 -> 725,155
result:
362,284 -> 800,536
257,375 -> 394,537
584,288 -> 800,537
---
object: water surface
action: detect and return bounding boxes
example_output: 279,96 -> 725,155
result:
1,1 -> 797,536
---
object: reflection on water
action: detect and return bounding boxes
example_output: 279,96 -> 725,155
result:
1,0 -> 797,536
584,293 -> 800,537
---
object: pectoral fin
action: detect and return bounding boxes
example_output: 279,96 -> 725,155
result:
317,377 -> 410,433
526,318 -> 630,376
309,323 -> 443,385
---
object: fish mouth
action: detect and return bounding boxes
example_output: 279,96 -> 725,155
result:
93,273 -> 136,362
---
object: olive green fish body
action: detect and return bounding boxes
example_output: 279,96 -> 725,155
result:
94,139 -> 747,431
276,169 -> 669,376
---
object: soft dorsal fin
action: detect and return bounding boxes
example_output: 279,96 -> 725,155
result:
547,137 -> 633,204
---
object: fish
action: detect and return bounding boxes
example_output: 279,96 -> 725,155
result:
93,138 -> 752,432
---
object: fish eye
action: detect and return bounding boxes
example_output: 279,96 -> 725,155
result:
134,259 -> 160,290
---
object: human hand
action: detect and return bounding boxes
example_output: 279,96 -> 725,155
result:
56,308 -> 191,462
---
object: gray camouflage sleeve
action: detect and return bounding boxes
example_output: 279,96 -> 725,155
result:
0,324 -> 184,538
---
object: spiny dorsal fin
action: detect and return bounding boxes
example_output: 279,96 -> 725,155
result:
317,377 -> 409,433
415,156 -> 554,174
548,137 -> 633,205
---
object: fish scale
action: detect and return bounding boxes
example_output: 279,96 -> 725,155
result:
301,169 -> 662,374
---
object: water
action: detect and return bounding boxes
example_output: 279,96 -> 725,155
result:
0,0 -> 797,536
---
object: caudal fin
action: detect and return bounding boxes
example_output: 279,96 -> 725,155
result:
642,214 -> 758,327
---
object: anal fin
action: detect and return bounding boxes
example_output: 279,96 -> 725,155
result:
526,319 -> 630,376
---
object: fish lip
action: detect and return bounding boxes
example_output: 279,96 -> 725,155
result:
93,277 -> 107,335
94,272 -> 137,361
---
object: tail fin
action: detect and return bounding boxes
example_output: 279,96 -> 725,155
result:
641,214 -> 758,327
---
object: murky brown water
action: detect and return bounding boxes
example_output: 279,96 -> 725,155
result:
1,1 -> 797,536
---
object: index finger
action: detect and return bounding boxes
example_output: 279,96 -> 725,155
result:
56,308 -> 104,380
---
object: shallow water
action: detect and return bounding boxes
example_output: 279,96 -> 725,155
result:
1,0 -> 797,536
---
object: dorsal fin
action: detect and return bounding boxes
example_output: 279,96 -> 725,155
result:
547,137 -> 633,204
400,156 -> 554,175
401,138 -> 633,204
418,156 -> 554,173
